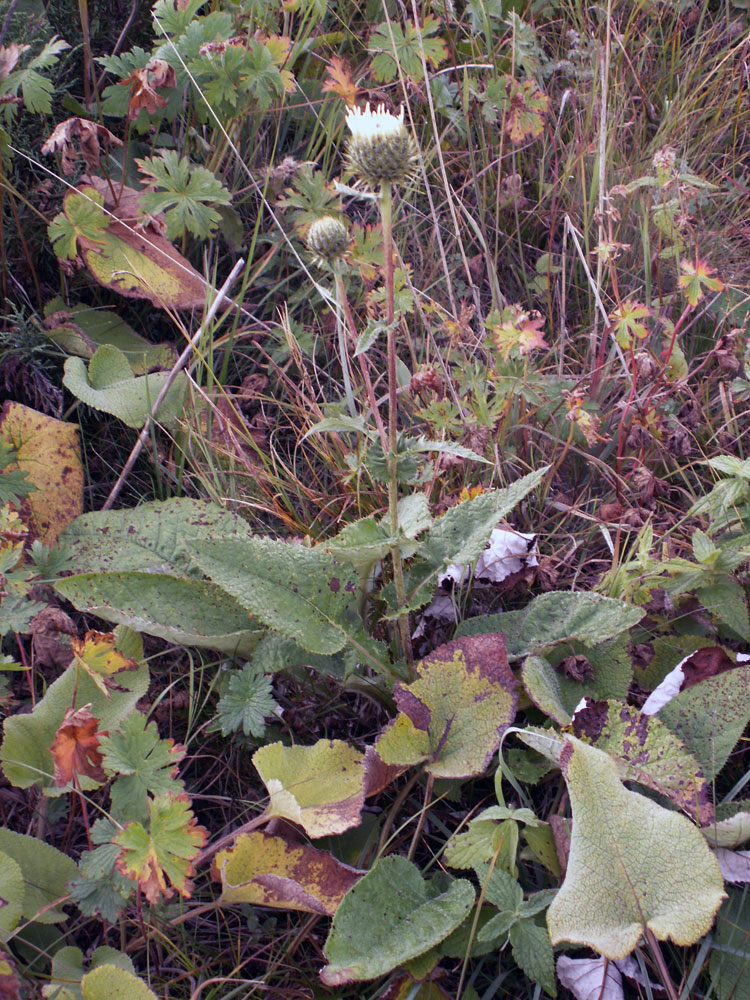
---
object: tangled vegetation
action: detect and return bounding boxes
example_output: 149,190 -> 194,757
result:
1,0 -> 750,997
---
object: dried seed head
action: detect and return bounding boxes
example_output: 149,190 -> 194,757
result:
306,215 -> 350,266
344,103 -> 418,188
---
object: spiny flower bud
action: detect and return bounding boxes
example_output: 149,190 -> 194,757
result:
345,103 -> 418,188
306,215 -> 349,266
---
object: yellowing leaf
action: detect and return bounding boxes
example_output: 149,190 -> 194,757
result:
0,401 -> 83,546
678,257 -> 724,307
253,740 -> 365,837
113,793 -> 207,904
547,737 -> 725,959
375,634 -> 518,778
51,185 -> 207,311
571,699 -> 712,822
505,77 -> 549,144
71,630 -> 139,697
213,831 -> 362,915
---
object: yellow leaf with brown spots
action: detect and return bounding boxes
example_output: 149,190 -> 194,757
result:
213,831 -> 362,915
376,634 -> 518,778
0,401 -> 83,546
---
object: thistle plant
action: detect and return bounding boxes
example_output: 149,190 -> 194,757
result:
344,103 -> 419,669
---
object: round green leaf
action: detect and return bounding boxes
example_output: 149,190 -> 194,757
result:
321,856 -> 475,985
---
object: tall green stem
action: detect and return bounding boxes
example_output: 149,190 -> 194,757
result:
380,182 -> 414,673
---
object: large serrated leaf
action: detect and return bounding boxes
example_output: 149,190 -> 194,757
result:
419,467 -> 548,570
56,571 -> 261,657
457,591 -> 643,659
60,498 -> 249,575
320,856 -> 474,985
188,536 -> 363,656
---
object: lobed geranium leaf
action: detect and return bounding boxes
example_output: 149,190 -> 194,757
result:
113,793 -> 207,905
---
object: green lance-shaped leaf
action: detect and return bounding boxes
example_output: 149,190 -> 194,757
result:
419,467 -> 548,572
710,888 -> 750,1000
320,855 -> 475,985
188,535 -> 368,658
546,737 -> 725,959
376,634 -> 518,778
63,345 -> 188,429
0,829 -> 78,924
56,499 -> 263,656
253,740 -> 365,837
458,591 -> 643,660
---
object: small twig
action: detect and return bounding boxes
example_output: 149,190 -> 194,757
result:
0,0 -> 18,48
407,770 -> 434,862
195,810 -> 268,867
102,259 -> 245,511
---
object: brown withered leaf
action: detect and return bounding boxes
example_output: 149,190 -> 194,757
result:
120,59 -> 175,120
213,830 -> 362,915
556,654 -> 594,683
28,606 -> 76,670
680,646 -> 736,689
0,952 -> 21,1000
0,44 -> 28,79
41,117 -> 122,176
50,704 -> 107,787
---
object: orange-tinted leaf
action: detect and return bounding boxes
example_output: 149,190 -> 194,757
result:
322,56 -> 358,106
213,830 -> 362,915
0,401 -> 83,546
72,630 -> 139,697
376,634 -> 519,778
50,704 -> 107,787
678,258 -> 725,307
114,793 -> 207,904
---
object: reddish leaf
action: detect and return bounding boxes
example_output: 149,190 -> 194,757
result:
50,704 -> 107,787
120,59 -> 176,120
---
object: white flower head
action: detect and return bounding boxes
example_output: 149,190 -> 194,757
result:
344,103 -> 418,188
346,103 -> 406,141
